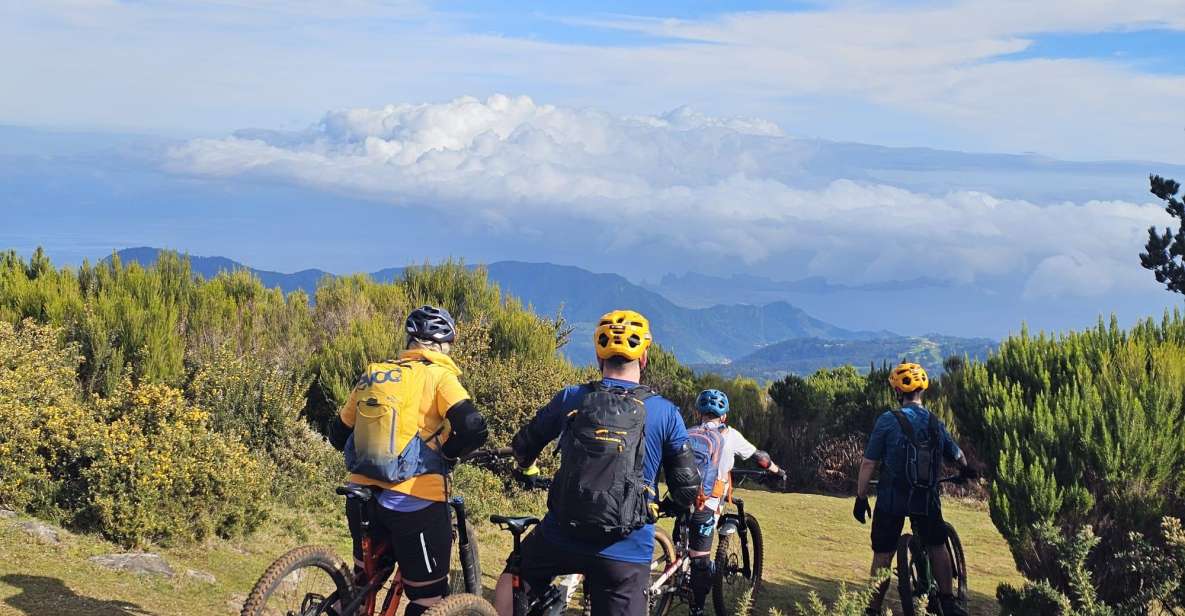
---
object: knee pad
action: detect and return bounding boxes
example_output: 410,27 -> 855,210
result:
405,576 -> 450,601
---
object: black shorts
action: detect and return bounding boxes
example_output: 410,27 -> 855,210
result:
346,498 -> 453,584
507,529 -> 651,616
870,508 -> 950,553
687,509 -> 717,553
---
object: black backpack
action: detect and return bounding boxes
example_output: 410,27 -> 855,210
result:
891,408 -> 942,515
548,381 -> 654,540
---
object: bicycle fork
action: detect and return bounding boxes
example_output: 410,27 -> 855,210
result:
451,497 -> 481,595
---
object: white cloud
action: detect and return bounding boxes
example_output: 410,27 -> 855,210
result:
3,1 -> 1184,161
169,95 -> 1170,297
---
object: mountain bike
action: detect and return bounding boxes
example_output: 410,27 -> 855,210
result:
711,473 -> 765,616
645,509 -> 688,616
240,485 -> 490,616
868,476 -> 969,616
464,447 -> 595,616
896,477 -> 969,616
494,512 -> 675,616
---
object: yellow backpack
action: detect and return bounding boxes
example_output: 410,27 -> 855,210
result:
344,359 -> 450,484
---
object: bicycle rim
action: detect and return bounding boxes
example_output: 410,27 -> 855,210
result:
649,527 -> 678,616
240,545 -> 354,616
945,523 -> 969,605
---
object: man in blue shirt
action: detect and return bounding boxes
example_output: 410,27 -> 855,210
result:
853,362 -> 976,616
493,310 -> 700,616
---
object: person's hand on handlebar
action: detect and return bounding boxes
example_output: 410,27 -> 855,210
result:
514,464 -> 550,490
957,463 -> 980,482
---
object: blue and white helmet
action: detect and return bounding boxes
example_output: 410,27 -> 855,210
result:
696,389 -> 729,417
406,305 -> 457,343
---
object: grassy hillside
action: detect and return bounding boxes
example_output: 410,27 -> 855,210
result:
0,487 -> 1020,616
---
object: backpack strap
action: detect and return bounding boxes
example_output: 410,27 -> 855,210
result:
890,409 -> 920,448
925,410 -> 940,444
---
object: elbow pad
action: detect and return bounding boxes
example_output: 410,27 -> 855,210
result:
328,415 -> 352,452
441,400 -> 488,459
753,450 -> 771,469
511,418 -> 553,467
663,442 -> 702,508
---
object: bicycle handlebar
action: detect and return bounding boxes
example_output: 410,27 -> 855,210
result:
867,475 -> 968,488
460,446 -> 514,463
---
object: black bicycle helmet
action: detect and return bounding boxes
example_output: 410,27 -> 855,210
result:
405,305 -> 456,343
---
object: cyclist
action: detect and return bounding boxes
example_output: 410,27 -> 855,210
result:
853,362 -> 976,616
494,309 -> 701,616
684,388 -> 786,616
328,305 -> 489,616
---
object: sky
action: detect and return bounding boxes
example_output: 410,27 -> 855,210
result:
2,0 -> 1185,338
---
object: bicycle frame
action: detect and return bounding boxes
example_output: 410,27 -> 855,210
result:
325,494 -> 477,616
647,516 -> 691,602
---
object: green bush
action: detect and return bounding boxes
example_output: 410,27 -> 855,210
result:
947,316 -> 1185,610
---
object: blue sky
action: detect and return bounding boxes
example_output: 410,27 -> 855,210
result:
2,1 -> 1185,338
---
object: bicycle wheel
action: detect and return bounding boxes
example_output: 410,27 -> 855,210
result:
711,514 -> 763,616
648,526 -> 678,616
240,545 -> 354,616
895,534 -> 917,616
450,519 -> 483,596
945,523 -> 969,608
424,593 -> 498,616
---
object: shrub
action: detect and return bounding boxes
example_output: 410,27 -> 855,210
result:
0,320 -> 88,515
82,380 -> 269,546
947,316 -> 1185,610
794,572 -> 890,616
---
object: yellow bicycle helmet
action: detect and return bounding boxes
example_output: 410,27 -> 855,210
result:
889,362 -> 929,393
594,309 -> 652,361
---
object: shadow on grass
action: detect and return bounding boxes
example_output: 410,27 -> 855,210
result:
1,574 -> 152,616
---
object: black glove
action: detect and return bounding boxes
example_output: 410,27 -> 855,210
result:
853,496 -> 871,524
958,464 -> 980,481
658,497 -> 685,517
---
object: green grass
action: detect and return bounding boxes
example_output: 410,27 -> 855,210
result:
0,487 -> 1021,615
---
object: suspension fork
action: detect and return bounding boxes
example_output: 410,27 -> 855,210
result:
450,497 -> 481,594
734,499 -> 752,579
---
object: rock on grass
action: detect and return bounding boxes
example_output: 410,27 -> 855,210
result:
88,553 -> 175,577
16,520 -> 61,545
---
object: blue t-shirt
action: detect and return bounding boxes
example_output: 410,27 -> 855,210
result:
534,378 -> 689,564
864,404 -> 962,516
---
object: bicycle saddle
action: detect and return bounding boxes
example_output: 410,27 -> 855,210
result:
490,515 -> 540,534
335,485 -> 373,502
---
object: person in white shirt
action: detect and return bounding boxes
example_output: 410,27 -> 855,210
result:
683,389 -> 786,616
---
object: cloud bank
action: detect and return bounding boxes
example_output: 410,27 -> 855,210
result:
169,95 -> 1168,298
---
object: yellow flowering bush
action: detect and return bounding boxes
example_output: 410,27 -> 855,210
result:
0,320 -> 89,514
0,320 -> 268,546
84,379 -> 269,546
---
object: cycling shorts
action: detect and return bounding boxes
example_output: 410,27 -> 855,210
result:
346,498 -> 453,584
870,507 -> 949,553
506,528 -> 650,616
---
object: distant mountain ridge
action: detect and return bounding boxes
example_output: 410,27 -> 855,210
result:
697,334 -> 997,382
109,248 -> 989,372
